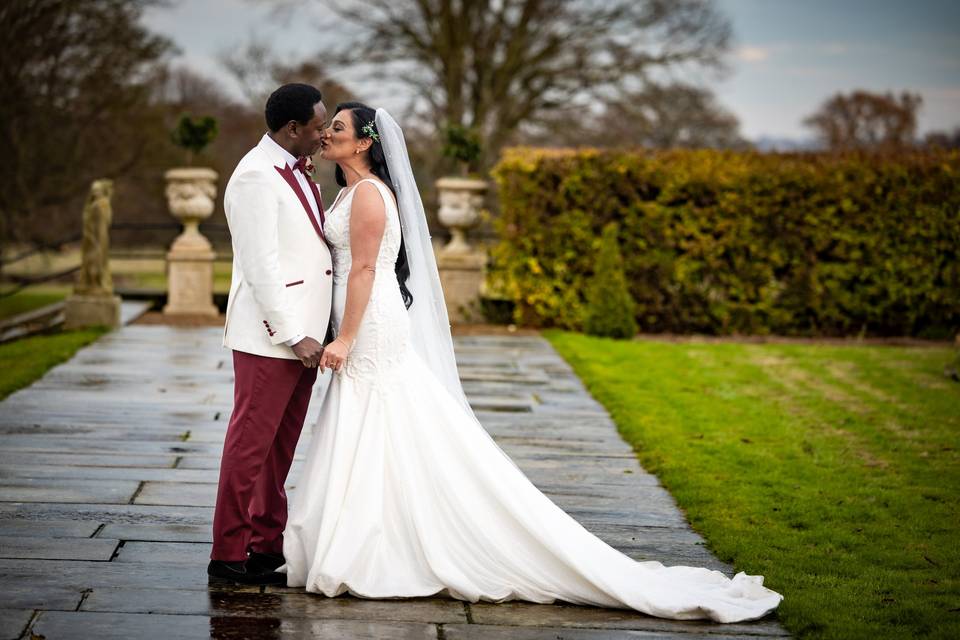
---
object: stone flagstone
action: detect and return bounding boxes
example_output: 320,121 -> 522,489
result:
0,325 -> 788,639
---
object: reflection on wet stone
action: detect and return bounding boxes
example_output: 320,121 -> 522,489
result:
0,328 -> 786,637
209,614 -> 283,640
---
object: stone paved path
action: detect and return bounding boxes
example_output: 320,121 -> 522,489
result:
0,326 -> 788,639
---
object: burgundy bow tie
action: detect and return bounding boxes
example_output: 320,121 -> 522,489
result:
294,156 -> 312,174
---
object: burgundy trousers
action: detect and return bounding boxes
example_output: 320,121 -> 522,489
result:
211,350 -> 317,561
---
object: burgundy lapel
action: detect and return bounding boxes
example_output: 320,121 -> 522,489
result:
305,178 -> 325,227
275,165 -> 324,240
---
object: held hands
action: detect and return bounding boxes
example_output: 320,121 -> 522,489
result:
319,336 -> 354,372
291,337 -> 324,369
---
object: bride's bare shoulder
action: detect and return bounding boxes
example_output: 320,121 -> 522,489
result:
351,180 -> 389,220
353,179 -> 396,212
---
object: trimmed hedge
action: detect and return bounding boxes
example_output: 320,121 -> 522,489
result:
489,148 -> 960,337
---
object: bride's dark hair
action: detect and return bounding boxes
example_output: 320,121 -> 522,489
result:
334,101 -> 412,309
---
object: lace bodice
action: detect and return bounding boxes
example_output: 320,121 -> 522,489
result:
323,178 -> 411,385
324,179 -> 403,286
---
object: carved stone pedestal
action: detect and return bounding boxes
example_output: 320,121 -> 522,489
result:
164,246 -> 218,316
65,294 -> 122,329
163,168 -> 218,317
437,250 -> 486,323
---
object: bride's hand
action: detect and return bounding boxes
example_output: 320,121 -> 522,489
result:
320,336 -> 353,372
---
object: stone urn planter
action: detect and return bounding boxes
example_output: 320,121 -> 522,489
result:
435,176 -> 488,322
436,176 -> 487,254
163,167 -> 218,316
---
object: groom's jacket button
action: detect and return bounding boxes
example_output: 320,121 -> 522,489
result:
325,269 -> 332,275
285,280 -> 304,287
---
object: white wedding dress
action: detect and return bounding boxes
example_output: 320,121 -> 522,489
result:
281,177 -> 783,623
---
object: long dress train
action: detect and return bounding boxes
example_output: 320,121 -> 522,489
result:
282,179 -> 783,623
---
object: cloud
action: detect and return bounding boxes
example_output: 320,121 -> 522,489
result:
736,46 -> 770,63
736,41 -> 851,63
922,86 -> 960,101
818,42 -> 848,56
915,86 -> 960,131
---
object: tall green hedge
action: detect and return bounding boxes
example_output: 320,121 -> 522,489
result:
489,148 -> 960,337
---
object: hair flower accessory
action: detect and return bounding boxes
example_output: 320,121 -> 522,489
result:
361,121 -> 380,143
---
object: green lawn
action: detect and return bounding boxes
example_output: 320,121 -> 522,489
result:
545,331 -> 959,640
0,286 -> 70,321
0,328 -> 106,401
114,264 -> 232,293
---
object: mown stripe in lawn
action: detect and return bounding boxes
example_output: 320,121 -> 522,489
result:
545,331 -> 959,640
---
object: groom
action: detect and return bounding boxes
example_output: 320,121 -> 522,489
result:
209,83 -> 333,584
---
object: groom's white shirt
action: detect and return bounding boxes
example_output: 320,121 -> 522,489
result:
222,133 -> 333,360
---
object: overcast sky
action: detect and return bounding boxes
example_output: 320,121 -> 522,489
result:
143,0 -> 960,142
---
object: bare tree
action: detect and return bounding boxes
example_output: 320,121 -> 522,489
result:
924,127 -> 960,150
542,82 -> 747,150
0,0 -> 172,248
219,42 -> 360,200
101,65 -> 259,250
220,42 -> 356,114
158,66 -> 241,115
803,90 -> 923,152
312,0 -> 731,167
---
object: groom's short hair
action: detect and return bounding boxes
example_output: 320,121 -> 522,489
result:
265,84 -> 324,132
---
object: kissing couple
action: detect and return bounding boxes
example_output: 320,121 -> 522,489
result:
207,83 -> 783,623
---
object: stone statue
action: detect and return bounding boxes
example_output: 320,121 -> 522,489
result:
64,179 -> 121,329
76,179 -> 115,296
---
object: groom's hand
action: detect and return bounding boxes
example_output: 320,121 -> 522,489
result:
291,337 -> 324,369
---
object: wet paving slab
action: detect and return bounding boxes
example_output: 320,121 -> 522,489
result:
82,588 -> 467,623
97,522 -> 212,543
0,536 -> 119,561
0,478 -> 141,505
0,519 -> 101,538
443,623 -> 784,640
0,452 -> 179,469
0,584 -> 86,612
0,610 -> 33,640
0,502 -> 213,526
463,600 -> 792,636
0,325 -> 788,638
114,541 -> 212,565
0,464 -> 220,484
134,481 -> 218,507
31,611 -> 440,640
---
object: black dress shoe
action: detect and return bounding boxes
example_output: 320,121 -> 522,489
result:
207,560 -> 286,585
247,551 -> 285,573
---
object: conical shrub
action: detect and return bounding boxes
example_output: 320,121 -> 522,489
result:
583,223 -> 638,339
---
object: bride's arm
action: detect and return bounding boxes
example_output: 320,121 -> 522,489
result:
320,182 -> 386,371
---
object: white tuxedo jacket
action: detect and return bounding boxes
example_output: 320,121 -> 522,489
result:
222,135 -> 333,360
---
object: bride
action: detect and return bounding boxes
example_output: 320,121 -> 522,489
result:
280,102 -> 783,624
